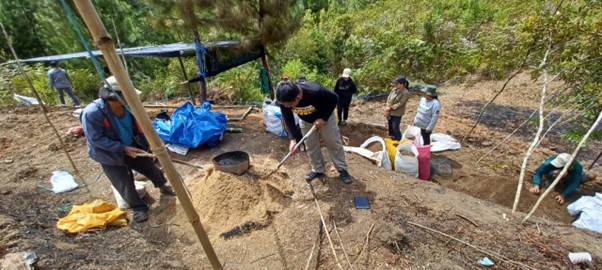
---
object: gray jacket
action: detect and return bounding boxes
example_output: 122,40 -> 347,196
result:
48,68 -> 72,89
80,99 -> 149,166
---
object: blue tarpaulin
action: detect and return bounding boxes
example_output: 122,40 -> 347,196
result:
153,102 -> 227,148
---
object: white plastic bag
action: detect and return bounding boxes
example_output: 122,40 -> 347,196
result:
50,170 -> 79,193
112,181 -> 148,209
430,133 -> 461,152
13,93 -> 39,105
166,143 -> 189,155
359,136 -> 392,170
262,99 -> 287,137
394,141 -> 419,177
402,125 -> 423,145
343,136 -> 392,170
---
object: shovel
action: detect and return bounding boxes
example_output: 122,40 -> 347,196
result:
263,125 -> 318,179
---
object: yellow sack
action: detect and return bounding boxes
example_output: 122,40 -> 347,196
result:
385,138 -> 407,170
57,200 -> 127,233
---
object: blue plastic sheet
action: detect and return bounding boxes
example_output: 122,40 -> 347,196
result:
153,102 -> 226,148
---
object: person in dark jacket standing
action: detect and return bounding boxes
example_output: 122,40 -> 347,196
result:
277,80 -> 352,184
47,61 -> 81,108
333,68 -> 357,126
80,76 -> 176,223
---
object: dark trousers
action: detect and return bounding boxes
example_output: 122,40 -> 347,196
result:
337,98 -> 351,121
387,115 -> 402,140
420,128 -> 432,145
101,156 -> 167,211
56,87 -> 80,106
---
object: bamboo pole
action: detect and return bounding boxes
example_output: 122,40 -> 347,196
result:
1,22 -> 90,192
71,1 -> 222,269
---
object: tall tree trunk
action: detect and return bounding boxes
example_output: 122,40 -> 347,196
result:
512,44 -> 552,213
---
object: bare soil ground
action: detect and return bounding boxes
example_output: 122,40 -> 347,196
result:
1,72 -> 601,269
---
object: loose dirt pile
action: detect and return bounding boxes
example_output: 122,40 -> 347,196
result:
183,161 -> 293,238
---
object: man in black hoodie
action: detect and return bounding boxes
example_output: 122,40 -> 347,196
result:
277,80 -> 352,184
333,68 -> 357,126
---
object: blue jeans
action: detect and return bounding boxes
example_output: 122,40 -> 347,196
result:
56,87 -> 80,106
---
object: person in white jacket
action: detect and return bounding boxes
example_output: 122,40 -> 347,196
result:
567,192 -> 602,234
413,85 -> 441,145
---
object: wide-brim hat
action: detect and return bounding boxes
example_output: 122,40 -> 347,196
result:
104,76 -> 142,95
550,153 -> 571,168
422,85 -> 438,97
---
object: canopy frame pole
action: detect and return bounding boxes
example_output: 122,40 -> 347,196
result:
178,55 -> 197,105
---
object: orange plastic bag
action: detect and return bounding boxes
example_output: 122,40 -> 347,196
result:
56,200 -> 127,233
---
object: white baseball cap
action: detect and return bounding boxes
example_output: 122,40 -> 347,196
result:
550,153 -> 571,168
342,68 -> 351,78
104,76 -> 142,95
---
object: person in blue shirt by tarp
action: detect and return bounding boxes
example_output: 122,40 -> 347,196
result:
80,76 -> 176,223
529,153 -> 591,205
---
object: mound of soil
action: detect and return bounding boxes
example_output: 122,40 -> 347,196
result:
182,162 -> 293,238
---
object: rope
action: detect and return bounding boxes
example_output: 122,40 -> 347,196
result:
259,68 -> 270,94
194,37 -> 207,79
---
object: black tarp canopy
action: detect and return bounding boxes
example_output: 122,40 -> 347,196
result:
13,40 -> 265,77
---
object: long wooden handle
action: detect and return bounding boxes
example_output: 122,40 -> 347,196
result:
275,125 -> 317,169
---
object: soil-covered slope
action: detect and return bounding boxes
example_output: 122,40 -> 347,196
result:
0,73 -> 600,269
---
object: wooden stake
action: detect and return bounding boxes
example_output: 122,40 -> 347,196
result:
308,182 -> 343,270
333,221 -> 353,268
71,1 -> 221,269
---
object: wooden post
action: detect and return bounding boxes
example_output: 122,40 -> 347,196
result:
191,29 -> 207,103
72,1 -> 222,269
260,51 -> 274,100
178,55 -> 196,105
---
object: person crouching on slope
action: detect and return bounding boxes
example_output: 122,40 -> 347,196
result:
529,153 -> 593,205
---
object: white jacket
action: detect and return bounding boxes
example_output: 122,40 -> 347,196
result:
413,97 -> 441,131
567,193 -> 602,234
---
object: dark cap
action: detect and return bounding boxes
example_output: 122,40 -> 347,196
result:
49,61 -> 59,67
297,76 -> 307,84
392,76 -> 407,84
